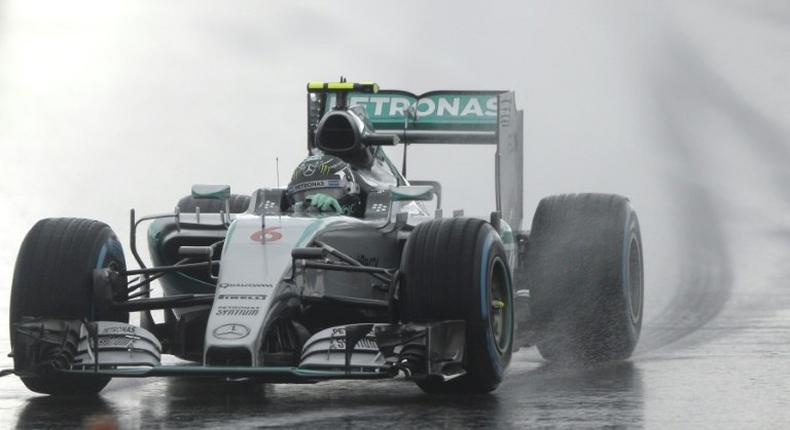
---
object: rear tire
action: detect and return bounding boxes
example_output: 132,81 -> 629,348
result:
401,218 -> 514,394
10,218 -> 128,395
526,193 -> 643,362
177,194 -> 250,213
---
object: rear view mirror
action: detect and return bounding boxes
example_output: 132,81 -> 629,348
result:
406,181 -> 441,210
391,185 -> 435,202
191,184 -> 230,200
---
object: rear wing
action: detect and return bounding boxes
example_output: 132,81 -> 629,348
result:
306,88 -> 524,231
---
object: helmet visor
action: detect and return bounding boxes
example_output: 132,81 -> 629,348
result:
290,187 -> 347,204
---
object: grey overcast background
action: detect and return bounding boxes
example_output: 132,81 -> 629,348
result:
1,1 -> 790,429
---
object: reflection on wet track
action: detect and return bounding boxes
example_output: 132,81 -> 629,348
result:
9,357 -> 646,429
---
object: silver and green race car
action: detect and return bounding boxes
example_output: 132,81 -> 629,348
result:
5,81 -> 644,395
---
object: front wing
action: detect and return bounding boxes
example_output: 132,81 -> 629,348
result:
10,319 -> 466,383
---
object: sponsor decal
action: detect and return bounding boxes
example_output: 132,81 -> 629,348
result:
299,158 -> 345,177
287,179 -> 346,195
250,227 -> 282,242
329,337 -> 378,351
218,282 -> 273,289
498,96 -> 514,129
298,156 -> 344,177
357,254 -> 379,267
327,94 -> 498,124
330,327 -> 376,337
217,294 -> 267,300
291,181 -> 327,192
303,163 -> 318,176
215,306 -> 259,316
370,203 -> 388,213
328,327 -> 379,351
99,337 -> 138,348
102,326 -> 136,335
213,323 -> 251,340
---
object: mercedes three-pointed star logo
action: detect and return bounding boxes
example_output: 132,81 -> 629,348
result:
212,323 -> 251,340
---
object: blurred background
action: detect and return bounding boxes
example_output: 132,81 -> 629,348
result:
1,1 -> 789,428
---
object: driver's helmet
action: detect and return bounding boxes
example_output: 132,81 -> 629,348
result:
287,154 -> 361,211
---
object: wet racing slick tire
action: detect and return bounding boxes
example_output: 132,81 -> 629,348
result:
526,193 -> 644,362
177,194 -> 251,213
10,218 -> 129,395
400,218 -> 514,394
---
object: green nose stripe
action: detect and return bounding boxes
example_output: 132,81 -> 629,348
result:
491,300 -> 505,310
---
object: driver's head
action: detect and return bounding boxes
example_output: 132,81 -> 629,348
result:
287,154 -> 361,214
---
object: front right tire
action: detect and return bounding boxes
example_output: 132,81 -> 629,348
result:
10,218 -> 128,395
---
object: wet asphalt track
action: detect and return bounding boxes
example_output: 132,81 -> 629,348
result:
1,1 -> 790,428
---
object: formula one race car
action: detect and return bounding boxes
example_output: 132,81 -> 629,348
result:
6,80 -> 644,395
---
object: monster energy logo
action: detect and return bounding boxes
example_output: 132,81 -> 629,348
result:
320,164 -> 331,174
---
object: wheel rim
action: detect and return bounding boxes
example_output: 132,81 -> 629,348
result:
489,257 -> 511,352
628,237 -> 643,324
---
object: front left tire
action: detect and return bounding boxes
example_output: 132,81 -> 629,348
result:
400,218 -> 514,393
